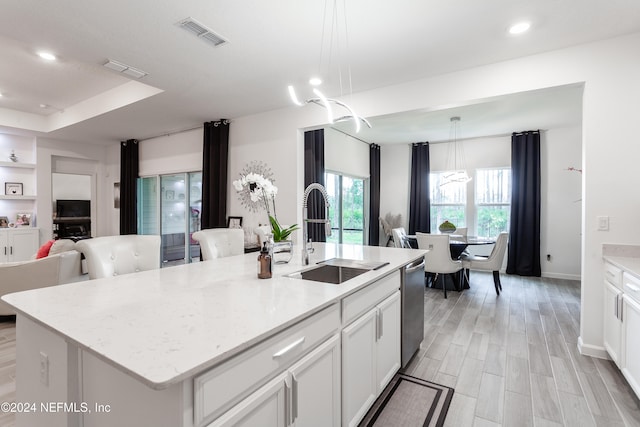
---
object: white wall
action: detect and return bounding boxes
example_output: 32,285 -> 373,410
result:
324,128 -> 370,178
225,32 -> 640,357
139,129 -> 202,176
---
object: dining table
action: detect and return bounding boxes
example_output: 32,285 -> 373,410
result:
404,233 -> 496,290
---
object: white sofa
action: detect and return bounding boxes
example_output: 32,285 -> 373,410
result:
0,250 -> 84,315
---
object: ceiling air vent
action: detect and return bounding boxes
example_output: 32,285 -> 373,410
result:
178,17 -> 228,47
103,59 -> 148,79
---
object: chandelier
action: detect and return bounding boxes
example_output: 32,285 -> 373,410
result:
441,116 -> 472,186
287,0 -> 371,133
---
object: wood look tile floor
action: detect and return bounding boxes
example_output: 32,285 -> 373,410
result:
402,271 -> 640,427
0,273 -> 639,427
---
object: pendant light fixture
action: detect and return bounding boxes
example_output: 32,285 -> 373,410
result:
287,0 -> 371,133
441,116 -> 472,186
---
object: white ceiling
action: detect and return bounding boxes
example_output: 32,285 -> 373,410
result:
0,0 -> 639,145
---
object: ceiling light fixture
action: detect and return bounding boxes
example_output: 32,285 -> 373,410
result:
287,0 -> 371,133
509,22 -> 531,35
38,51 -> 57,61
441,116 -> 472,186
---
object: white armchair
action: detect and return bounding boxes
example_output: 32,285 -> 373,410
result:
0,250 -> 83,315
191,228 -> 244,260
76,235 -> 161,279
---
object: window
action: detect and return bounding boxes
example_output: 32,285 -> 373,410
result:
325,172 -> 365,244
429,171 -> 466,233
475,168 -> 511,238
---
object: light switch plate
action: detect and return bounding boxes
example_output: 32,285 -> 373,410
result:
598,216 -> 609,231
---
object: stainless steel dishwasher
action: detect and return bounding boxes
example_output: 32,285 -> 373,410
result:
401,257 -> 425,367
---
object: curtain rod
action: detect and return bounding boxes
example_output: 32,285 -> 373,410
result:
328,127 -> 371,146
418,129 -> 547,145
137,119 -> 232,142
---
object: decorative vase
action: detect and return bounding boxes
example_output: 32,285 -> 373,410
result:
272,240 -> 293,264
438,220 -> 456,234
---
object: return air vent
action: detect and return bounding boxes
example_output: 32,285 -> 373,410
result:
178,17 -> 228,47
103,59 -> 148,79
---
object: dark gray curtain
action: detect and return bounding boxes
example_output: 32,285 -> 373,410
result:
304,129 -> 326,242
119,139 -> 138,235
369,144 -> 381,246
507,130 -> 541,276
201,120 -> 230,229
409,142 -> 431,234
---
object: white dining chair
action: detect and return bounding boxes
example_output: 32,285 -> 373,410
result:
192,228 -> 244,260
415,232 -> 463,299
392,227 -> 409,248
461,232 -> 509,295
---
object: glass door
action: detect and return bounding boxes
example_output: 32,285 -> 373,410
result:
326,172 -> 365,244
138,172 -> 202,266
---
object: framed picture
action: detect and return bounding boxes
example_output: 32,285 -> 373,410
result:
4,182 -> 23,196
227,216 -> 243,229
0,216 -> 8,228
16,213 -> 31,227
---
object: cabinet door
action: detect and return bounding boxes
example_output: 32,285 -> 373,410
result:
376,291 -> 401,391
0,230 -> 7,263
8,228 -> 38,262
342,308 -> 377,427
208,372 -> 288,427
622,295 -> 640,398
289,334 -> 340,427
604,281 -> 623,366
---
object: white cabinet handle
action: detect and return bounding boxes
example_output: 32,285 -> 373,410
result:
379,309 -> 384,339
272,337 -> 305,359
627,284 -> 640,292
284,376 -> 292,426
615,294 -> 619,319
291,375 -> 299,423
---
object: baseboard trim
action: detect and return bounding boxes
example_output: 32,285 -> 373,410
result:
541,272 -> 581,281
577,336 -> 609,359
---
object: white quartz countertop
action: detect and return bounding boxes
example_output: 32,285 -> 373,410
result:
3,243 -> 424,390
603,256 -> 640,279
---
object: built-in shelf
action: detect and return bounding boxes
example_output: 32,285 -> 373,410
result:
0,161 -> 36,169
0,195 -> 37,200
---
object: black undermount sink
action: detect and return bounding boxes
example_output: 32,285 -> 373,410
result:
287,264 -> 370,284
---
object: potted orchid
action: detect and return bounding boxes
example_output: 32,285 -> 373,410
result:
232,173 -> 299,242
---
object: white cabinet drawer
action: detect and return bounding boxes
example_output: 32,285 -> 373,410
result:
605,262 -> 623,289
194,303 -> 340,426
623,272 -> 640,304
342,271 -> 400,326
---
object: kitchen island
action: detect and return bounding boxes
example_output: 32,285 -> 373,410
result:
3,243 -> 425,427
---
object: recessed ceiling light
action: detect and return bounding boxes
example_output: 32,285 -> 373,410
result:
509,22 -> 531,35
309,77 -> 322,86
0,92 -> 3,98
40,104 -> 48,108
38,51 -> 57,61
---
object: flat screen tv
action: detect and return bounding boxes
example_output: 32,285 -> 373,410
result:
56,199 -> 90,218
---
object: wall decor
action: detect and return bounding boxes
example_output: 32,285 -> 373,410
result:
0,216 -> 8,228
5,182 -> 23,196
16,212 -> 31,226
227,216 -> 243,229
234,160 -> 274,213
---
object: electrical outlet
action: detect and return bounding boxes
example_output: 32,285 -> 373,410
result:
39,351 -> 49,386
598,216 -> 610,231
